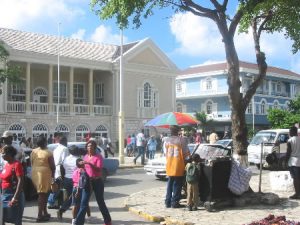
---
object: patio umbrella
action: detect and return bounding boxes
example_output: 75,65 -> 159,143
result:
144,112 -> 199,128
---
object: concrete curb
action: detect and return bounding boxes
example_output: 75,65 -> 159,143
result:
124,193 -> 195,225
119,164 -> 144,169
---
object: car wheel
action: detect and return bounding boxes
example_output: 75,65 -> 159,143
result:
102,168 -> 108,182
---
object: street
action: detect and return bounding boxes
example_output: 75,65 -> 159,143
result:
21,168 -> 165,225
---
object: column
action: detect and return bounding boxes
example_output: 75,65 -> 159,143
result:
26,63 -> 31,114
89,69 -> 94,115
69,67 -> 74,114
48,65 -> 53,114
268,80 -> 272,95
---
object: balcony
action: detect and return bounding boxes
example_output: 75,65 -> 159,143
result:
6,101 -> 112,116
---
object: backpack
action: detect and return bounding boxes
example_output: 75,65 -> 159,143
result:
186,163 -> 199,184
78,170 -> 90,189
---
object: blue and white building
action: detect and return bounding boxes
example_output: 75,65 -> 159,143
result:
176,61 -> 300,134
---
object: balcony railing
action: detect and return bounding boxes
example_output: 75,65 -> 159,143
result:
6,101 -> 112,116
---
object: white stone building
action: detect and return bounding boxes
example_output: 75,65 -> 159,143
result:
0,28 -> 178,143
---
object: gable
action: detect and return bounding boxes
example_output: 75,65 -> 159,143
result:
127,47 -> 168,67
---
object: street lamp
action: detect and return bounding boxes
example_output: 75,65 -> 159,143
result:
118,29 -> 125,164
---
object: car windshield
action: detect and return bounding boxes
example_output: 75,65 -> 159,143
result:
250,132 -> 277,145
215,140 -> 230,147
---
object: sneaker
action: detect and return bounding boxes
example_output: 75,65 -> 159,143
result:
171,202 -> 182,208
192,206 -> 198,211
186,205 -> 192,211
71,219 -> 76,225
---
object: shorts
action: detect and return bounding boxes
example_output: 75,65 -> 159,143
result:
289,166 -> 300,180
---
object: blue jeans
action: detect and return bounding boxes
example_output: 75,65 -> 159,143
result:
2,189 -> 25,225
149,150 -> 155,160
60,177 -> 73,212
48,191 -> 59,206
75,187 -> 91,225
165,176 -> 184,207
134,146 -> 145,164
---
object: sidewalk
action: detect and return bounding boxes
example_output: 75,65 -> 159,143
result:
124,169 -> 300,225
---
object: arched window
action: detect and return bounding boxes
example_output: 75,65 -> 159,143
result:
94,125 -> 108,140
8,123 -> 25,141
206,101 -> 212,114
75,124 -> 90,141
206,78 -> 212,90
247,103 -> 253,114
273,101 -> 279,109
55,124 -> 69,136
33,87 -> 48,103
32,123 -> 48,143
144,82 -> 152,108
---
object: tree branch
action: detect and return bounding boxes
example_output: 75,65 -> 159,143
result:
257,11 -> 273,39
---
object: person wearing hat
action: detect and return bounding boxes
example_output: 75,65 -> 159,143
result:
163,125 -> 190,208
1,131 -> 24,166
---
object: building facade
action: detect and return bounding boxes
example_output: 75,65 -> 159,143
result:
0,28 -> 178,143
176,61 -> 300,134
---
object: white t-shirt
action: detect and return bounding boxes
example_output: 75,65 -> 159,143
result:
53,144 -> 69,178
136,132 -> 145,147
288,136 -> 300,167
63,154 -> 79,179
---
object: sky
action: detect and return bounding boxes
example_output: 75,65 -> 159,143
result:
0,0 -> 300,73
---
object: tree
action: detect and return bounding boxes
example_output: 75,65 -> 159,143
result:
90,0 -> 300,154
194,111 -> 213,139
267,95 -> 300,128
0,42 -> 20,92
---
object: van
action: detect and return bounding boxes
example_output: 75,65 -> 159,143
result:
247,129 -> 300,169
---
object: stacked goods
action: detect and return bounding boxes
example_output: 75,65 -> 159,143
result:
246,214 -> 300,225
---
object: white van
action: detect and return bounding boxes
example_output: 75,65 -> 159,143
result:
247,129 -> 291,168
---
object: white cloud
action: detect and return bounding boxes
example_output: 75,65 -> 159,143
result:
90,25 -> 128,45
0,0 -> 84,29
169,12 -> 300,73
169,12 -> 224,57
71,29 -> 86,40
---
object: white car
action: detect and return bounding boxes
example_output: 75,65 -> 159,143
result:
143,143 -> 198,180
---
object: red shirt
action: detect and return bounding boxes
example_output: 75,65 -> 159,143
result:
0,161 -> 23,189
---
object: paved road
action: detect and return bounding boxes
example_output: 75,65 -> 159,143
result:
22,167 -> 165,225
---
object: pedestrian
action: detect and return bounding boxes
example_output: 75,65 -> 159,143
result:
133,129 -> 146,165
195,132 -> 202,144
0,145 -> 25,225
126,135 -> 132,156
71,158 -> 91,225
286,126 -> 300,199
48,134 -> 53,144
48,136 -> 69,209
1,131 -> 24,162
147,135 -> 157,160
31,135 -> 55,222
27,137 -> 33,148
57,145 -> 81,220
209,129 -> 219,144
185,154 -> 201,211
76,140 -> 112,225
101,133 -> 114,158
164,125 -> 190,208
130,134 -> 136,156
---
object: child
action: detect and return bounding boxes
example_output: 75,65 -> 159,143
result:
71,158 -> 91,225
185,154 -> 201,211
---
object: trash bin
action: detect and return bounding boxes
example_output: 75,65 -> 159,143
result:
199,157 -> 232,202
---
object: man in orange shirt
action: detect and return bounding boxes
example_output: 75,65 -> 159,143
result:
164,126 -> 190,208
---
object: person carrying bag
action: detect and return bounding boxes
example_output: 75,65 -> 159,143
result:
0,145 -> 25,225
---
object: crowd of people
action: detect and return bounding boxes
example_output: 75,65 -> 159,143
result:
0,131 -> 112,225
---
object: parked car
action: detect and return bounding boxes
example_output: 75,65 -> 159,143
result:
47,142 -> 119,181
144,143 -> 199,180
